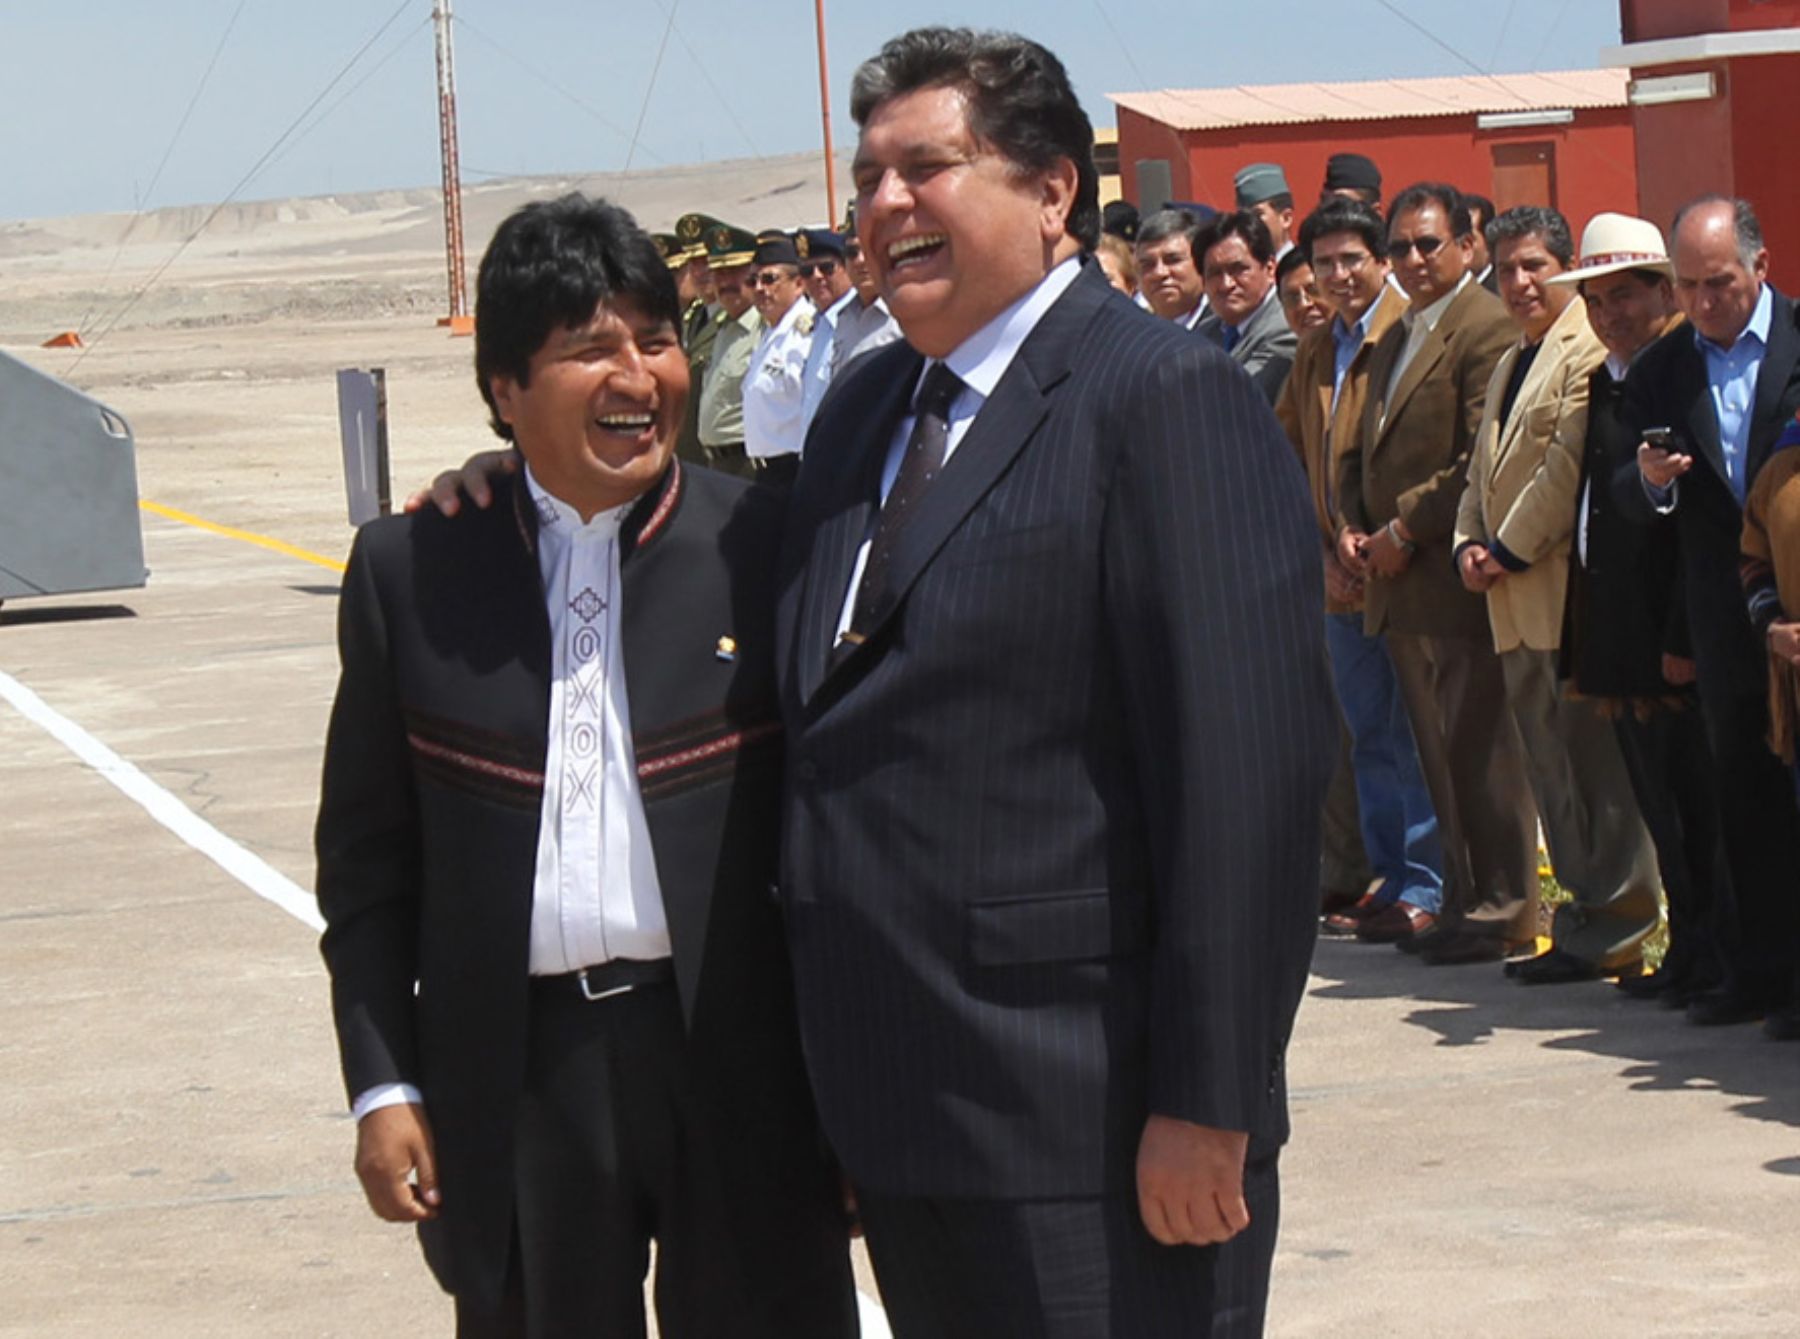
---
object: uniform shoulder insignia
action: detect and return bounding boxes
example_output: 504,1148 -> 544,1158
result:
796,311 -> 815,336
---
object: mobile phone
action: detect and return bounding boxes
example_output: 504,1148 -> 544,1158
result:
1642,426 -> 1676,449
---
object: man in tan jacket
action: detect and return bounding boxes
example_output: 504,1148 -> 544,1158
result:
1278,198 -> 1445,944
1339,182 -> 1538,966
1453,206 -> 1661,982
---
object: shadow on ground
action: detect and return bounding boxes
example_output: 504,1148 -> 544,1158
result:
1308,937 -> 1800,1136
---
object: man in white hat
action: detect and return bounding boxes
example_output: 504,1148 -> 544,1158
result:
1452,205 -> 1661,984
1554,211 -> 1728,1008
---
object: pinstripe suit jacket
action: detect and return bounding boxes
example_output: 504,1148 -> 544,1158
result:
775,261 -> 1335,1200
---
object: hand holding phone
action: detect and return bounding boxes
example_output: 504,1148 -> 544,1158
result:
1638,426 -> 1693,490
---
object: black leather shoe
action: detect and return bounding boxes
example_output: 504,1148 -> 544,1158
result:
1686,987 -> 1784,1027
1396,923 -> 1448,956
1507,948 -> 1638,986
1764,1004 -> 1800,1041
1419,929 -> 1518,966
1616,964 -> 1679,999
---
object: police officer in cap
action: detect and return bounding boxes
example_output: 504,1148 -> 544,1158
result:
740,231 -> 814,485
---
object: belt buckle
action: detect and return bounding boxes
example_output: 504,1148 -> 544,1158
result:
577,968 -> 633,1002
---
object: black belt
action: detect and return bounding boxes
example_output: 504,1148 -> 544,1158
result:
702,441 -> 746,461
535,957 -> 674,1002
748,453 -> 797,472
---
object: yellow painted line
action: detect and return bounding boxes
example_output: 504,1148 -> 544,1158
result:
139,499 -> 347,574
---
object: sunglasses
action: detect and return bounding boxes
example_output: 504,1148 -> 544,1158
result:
1387,235 -> 1448,261
751,271 -> 794,289
800,260 -> 840,278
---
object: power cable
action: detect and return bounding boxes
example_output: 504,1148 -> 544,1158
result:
69,0 -> 416,370
625,0 -> 681,172
1489,0 -> 1521,69
1089,0 -> 1150,91
1366,0 -> 1491,78
452,13 -> 657,162
640,0 -> 758,158
78,0 -> 251,335
1529,0 -> 1581,70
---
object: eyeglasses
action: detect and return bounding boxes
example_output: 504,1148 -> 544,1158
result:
1387,235 -> 1447,261
1311,250 -> 1373,277
750,271 -> 793,289
800,260 -> 839,278
1279,283 -> 1325,310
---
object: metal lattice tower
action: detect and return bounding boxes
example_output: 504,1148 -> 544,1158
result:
433,0 -> 469,328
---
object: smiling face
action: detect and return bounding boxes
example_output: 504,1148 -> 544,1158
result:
1495,231 -> 1573,341
852,83 -> 1080,358
712,264 -> 754,320
803,255 -> 850,309
1309,228 -> 1389,324
1135,232 -> 1204,320
487,299 -> 687,521
1278,260 -> 1330,334
1580,269 -> 1678,362
845,237 -> 879,304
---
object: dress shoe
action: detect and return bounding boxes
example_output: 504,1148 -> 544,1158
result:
1395,922 -> 1448,955
1321,893 -> 1380,938
1686,986 -> 1787,1027
1616,963 -> 1679,1000
1763,1004 -> 1800,1041
1357,902 -> 1435,944
1419,929 -> 1522,967
1320,886 -> 1365,918
1506,947 -> 1639,986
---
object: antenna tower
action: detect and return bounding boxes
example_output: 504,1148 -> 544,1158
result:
433,0 -> 472,334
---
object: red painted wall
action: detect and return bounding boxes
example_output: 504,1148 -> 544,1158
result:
1116,108 -> 1638,241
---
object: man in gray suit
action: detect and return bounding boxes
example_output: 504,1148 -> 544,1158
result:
1196,210 -> 1299,403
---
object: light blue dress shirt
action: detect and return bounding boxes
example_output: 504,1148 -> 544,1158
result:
1697,281 -> 1773,504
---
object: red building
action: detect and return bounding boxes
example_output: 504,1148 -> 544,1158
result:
1605,0 -> 1800,290
1111,70 -> 1638,237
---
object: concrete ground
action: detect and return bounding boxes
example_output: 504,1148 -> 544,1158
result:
5,309 -> 1799,1336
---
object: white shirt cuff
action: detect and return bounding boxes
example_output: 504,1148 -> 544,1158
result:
351,1083 -> 424,1122
1643,475 -> 1678,514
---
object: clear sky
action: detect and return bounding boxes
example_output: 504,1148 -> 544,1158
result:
1,1 -> 1623,221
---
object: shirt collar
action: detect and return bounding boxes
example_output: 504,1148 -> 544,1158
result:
939,256 -> 1082,400
763,295 -> 816,341
524,465 -> 630,546
1405,270 -> 1471,335
823,290 -> 856,323
1333,285 -> 1392,346
1695,282 -> 1773,356
1223,286 -> 1276,336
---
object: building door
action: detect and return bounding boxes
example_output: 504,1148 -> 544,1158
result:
1491,141 -> 1557,210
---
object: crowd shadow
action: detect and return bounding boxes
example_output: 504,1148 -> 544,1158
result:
1307,936 -> 1800,1135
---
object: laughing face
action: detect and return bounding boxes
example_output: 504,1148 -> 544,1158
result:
487,299 -> 687,520
851,84 -> 1079,358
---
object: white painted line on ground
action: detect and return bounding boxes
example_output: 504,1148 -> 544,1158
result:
1,662 -> 896,1329
0,667 -> 325,932
859,1291 -> 893,1338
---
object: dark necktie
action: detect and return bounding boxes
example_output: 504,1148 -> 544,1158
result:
1221,323 -> 1242,354
841,361 -> 965,650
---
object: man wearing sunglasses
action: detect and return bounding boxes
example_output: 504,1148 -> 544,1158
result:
1338,181 -> 1533,968
741,233 -> 817,485
797,227 -> 857,438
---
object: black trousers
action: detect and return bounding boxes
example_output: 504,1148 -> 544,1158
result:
858,1169 -> 1261,1339
453,979 -> 857,1339
1611,702 -> 1727,983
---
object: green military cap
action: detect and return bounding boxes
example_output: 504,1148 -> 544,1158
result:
672,213 -> 718,264
650,232 -> 686,268
705,221 -> 758,270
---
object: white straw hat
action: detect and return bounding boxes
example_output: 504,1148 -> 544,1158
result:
1547,212 -> 1673,285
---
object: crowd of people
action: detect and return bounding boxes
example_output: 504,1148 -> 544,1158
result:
316,22 -> 1799,1339
657,150 -> 1800,1043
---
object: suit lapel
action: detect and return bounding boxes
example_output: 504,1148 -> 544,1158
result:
1674,338 -> 1727,484
823,264 -> 1101,684
791,346 -> 923,705
1749,291 -> 1800,482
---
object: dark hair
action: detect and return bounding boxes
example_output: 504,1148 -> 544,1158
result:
1274,246 -> 1312,288
1461,192 -> 1496,230
1196,209 -> 1275,267
474,194 -> 679,441
1298,197 -> 1385,262
1672,194 -> 1765,269
1486,205 -> 1574,267
848,27 -> 1100,248
1387,182 -> 1471,239
1135,207 -> 1206,253
1264,191 -> 1295,213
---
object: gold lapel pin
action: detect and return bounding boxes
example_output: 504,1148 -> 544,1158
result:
715,635 -> 738,662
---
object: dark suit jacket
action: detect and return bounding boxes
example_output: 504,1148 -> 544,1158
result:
775,261 -> 1335,1200
1560,364 -> 1690,695
1615,288 -> 1800,698
1342,278 -> 1515,638
316,462 -> 825,1309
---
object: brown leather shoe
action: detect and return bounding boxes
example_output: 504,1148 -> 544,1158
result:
1321,892 -> 1380,937
1320,886 -> 1365,917
1357,901 -> 1435,944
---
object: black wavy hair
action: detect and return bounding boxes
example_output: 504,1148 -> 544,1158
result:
474,193 -> 679,441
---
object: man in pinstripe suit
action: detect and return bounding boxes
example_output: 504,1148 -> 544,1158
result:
778,27 -> 1335,1338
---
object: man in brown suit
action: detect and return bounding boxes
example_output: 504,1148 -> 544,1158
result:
1338,182 -> 1539,966
1453,206 -> 1661,983
1279,197 -> 1445,943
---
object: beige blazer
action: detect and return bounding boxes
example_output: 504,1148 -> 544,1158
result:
1453,297 -> 1606,653
1343,278 -> 1516,638
1275,287 -> 1405,614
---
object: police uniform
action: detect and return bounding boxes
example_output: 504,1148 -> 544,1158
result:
740,233 -> 815,484
694,223 -> 762,479
796,228 -> 858,438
